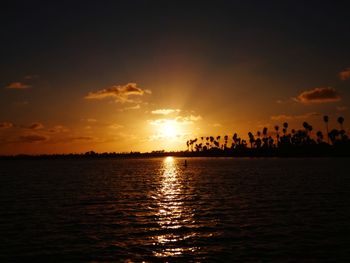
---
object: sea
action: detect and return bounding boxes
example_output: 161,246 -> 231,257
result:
0,157 -> 349,262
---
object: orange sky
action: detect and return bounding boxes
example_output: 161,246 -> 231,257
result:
0,2 -> 349,154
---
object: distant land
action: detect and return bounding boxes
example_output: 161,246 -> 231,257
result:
1,145 -> 349,160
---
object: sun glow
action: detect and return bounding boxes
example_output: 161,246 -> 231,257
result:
160,121 -> 178,138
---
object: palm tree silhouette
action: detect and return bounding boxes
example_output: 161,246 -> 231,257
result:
232,133 -> 238,148
216,136 -> 221,148
184,114 -> 349,156
209,136 -> 214,148
283,122 -> 288,134
274,125 -> 279,145
263,127 -> 268,138
337,116 -> 344,130
224,135 -> 228,149
302,122 -> 309,135
316,131 -> 323,143
323,115 -> 329,144
308,125 -> 313,138
248,132 -> 255,148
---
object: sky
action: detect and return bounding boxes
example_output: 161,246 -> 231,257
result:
0,1 -> 349,154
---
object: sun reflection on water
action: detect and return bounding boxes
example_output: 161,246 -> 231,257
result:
152,156 -> 197,257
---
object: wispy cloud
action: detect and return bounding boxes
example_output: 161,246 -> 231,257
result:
175,115 -> 202,124
150,115 -> 202,126
339,68 -> 350,80
69,136 -> 95,141
24,75 -> 40,80
117,104 -> 141,112
147,132 -> 191,141
5,82 -> 31,90
295,87 -> 341,104
0,122 -> 13,129
109,124 -> 123,129
151,109 -> 181,115
270,112 -> 319,121
337,105 -> 348,112
127,104 -> 141,110
48,125 -> 69,133
27,122 -> 44,130
149,119 -> 169,125
19,134 -> 48,143
13,101 -> 29,106
85,83 -> 151,103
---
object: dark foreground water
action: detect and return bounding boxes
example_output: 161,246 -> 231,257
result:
0,157 -> 349,262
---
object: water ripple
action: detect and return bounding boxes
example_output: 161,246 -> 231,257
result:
0,157 -> 350,261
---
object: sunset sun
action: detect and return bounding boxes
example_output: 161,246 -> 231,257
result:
160,121 -> 178,138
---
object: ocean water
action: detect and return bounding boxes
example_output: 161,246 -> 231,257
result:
0,157 -> 349,262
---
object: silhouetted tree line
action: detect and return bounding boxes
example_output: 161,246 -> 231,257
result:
186,115 -> 350,157
1,116 -> 349,159
0,151 -> 183,160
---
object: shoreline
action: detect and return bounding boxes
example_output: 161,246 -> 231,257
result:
1,150 -> 350,160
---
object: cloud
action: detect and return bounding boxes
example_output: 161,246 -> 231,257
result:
70,136 -> 95,141
49,135 -> 101,144
116,104 -> 142,112
28,122 -> 44,130
0,122 -> 13,129
148,133 -> 189,141
149,119 -> 168,125
48,125 -> 69,133
339,68 -> 350,80
5,82 -> 31,89
337,106 -> 348,112
270,112 -> 319,121
150,115 -> 202,126
19,134 -> 48,143
109,124 -> 123,129
85,83 -> 151,103
127,104 -> 141,110
151,109 -> 181,115
13,101 -> 29,106
24,75 -> 40,80
176,115 -> 202,123
295,87 -> 341,104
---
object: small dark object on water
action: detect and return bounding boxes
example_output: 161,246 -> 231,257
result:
184,160 -> 188,167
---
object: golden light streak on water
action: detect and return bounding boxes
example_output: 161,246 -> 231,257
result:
153,156 -> 197,257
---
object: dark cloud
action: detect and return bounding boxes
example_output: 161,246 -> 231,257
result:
24,75 -> 40,80
337,106 -> 348,112
270,112 -> 319,121
5,82 -> 31,89
295,87 -> 341,104
19,134 -> 48,143
48,125 -> 69,133
0,122 -> 13,129
70,136 -> 95,141
85,83 -> 151,103
339,68 -> 350,80
28,122 -> 44,130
